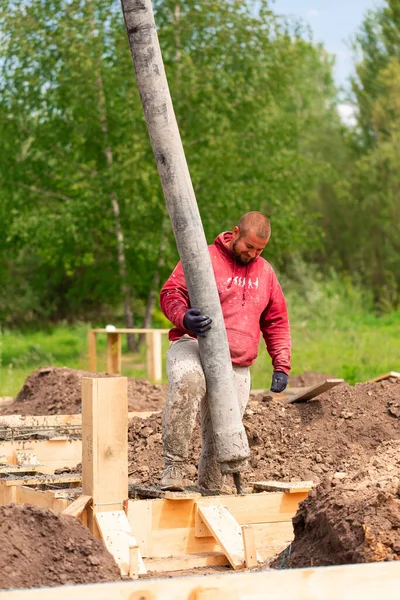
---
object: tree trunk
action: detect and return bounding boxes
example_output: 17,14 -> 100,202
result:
120,0 -> 250,473
89,0 -> 135,351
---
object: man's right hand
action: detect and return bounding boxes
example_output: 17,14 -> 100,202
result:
183,308 -> 212,337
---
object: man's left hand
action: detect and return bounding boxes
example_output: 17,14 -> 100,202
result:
270,371 -> 288,393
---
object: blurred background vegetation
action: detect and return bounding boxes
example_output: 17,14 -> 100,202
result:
0,0 -> 399,393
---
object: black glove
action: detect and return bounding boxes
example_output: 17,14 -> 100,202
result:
270,370 -> 288,393
183,308 -> 212,337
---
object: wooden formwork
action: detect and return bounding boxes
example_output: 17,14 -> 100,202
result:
1,561 -> 400,599
0,411 -> 157,474
1,376 -> 399,597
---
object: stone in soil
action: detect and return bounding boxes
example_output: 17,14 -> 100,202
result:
272,440 -> 400,568
0,504 -> 120,589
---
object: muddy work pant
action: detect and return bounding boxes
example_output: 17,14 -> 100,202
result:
163,336 -> 251,490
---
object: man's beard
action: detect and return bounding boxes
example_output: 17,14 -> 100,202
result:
232,240 -> 255,265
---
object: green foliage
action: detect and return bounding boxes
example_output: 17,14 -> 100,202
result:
0,0 -> 340,324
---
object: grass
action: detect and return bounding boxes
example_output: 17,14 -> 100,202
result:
1,276 -> 399,396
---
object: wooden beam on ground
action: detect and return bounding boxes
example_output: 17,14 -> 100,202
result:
95,510 -> 146,577
2,560 -> 400,599
82,376 -> 128,536
62,494 -> 92,517
366,371 -> 400,383
251,481 -> 314,494
286,379 -> 344,404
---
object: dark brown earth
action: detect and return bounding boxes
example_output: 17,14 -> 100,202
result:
0,367 -> 167,415
0,504 -> 120,589
272,440 -> 400,568
127,379 -> 400,488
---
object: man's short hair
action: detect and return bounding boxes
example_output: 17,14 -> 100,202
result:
237,212 -> 271,240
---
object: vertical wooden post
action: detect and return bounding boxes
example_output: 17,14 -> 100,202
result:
242,525 -> 258,568
146,331 -> 162,383
87,330 -> 97,372
82,377 -> 128,536
106,332 -> 122,374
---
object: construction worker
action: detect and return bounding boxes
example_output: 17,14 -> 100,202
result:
159,211 -> 291,491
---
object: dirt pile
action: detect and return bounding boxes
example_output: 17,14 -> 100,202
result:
0,504 -> 120,589
272,441 -> 400,568
127,379 -> 400,487
0,367 -> 166,415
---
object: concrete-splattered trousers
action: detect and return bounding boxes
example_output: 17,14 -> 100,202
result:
162,336 -> 251,490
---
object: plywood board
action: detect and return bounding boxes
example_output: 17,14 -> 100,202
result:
286,379 -> 344,404
95,510 -> 146,576
251,481 -> 314,494
2,560 -> 400,599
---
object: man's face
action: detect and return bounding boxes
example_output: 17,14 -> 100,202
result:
231,227 -> 269,265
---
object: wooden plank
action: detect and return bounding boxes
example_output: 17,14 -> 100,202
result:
62,494 -> 92,517
161,492 -> 307,534
366,371 -> 400,383
286,379 -> 344,404
196,504 -> 245,569
0,411 -> 158,430
95,510 -> 146,576
145,552 -> 229,572
91,328 -> 170,334
129,484 -> 201,500
16,486 -> 71,512
125,499 -> 153,557
0,438 -> 82,474
106,332 -> 121,375
87,330 -> 97,373
146,331 -> 162,383
241,525 -> 258,568
1,561 -> 400,599
252,481 -> 314,494
0,474 -> 81,487
82,377 -> 128,535
148,521 -> 293,560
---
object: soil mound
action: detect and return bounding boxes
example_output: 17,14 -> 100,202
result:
272,441 -> 400,568
0,504 -> 120,589
0,367 -> 166,415
127,379 -> 400,487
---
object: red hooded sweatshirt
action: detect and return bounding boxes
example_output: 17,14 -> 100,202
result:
160,232 -> 291,373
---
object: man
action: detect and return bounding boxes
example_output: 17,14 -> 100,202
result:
159,211 -> 291,491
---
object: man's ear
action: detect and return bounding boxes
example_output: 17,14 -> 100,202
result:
232,226 -> 240,237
